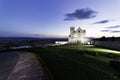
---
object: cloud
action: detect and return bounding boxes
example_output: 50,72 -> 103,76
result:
110,30 -> 120,33
100,30 -> 110,32
94,20 -> 109,24
64,8 -> 97,20
106,25 -> 120,28
100,29 -> 120,33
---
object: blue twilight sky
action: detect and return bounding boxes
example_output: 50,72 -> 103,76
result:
0,0 -> 120,38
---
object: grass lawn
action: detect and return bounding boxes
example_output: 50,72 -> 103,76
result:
22,45 -> 120,80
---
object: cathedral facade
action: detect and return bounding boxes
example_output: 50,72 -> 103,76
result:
68,27 -> 86,44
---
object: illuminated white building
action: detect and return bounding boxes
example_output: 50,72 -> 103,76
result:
55,41 -> 68,45
68,27 -> 86,44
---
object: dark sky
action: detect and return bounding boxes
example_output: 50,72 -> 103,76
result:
0,0 -> 120,38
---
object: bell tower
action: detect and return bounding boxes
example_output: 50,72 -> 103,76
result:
70,27 -> 75,35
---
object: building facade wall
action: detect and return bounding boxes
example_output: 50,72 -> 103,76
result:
68,27 -> 86,44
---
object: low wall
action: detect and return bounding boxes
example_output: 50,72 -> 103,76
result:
94,41 -> 120,50
7,52 -> 48,80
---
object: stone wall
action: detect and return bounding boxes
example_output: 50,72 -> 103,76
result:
94,41 -> 120,50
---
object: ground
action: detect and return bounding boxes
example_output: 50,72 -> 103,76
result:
0,52 -> 48,80
0,52 -> 19,80
23,45 -> 120,80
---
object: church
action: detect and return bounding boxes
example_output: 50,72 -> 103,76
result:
68,27 -> 86,44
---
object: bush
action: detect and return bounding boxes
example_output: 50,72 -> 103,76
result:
109,60 -> 120,71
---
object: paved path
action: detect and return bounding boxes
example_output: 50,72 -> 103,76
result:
7,52 -> 48,80
0,52 -> 19,80
0,52 -> 48,80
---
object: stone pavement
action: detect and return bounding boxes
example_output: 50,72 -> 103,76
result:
0,52 -> 19,80
7,52 -> 48,80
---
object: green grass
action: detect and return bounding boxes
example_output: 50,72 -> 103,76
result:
59,45 -> 120,54
21,45 -> 120,80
